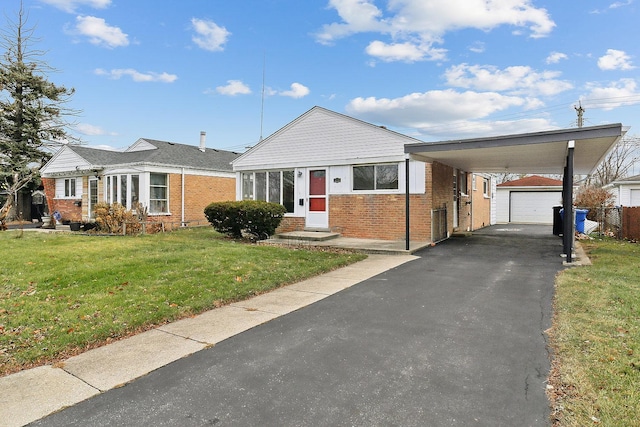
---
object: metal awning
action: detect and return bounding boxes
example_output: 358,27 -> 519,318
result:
404,123 -> 626,175
402,123 -> 627,262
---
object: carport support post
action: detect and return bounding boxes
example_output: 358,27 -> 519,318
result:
405,156 -> 410,251
563,140 -> 575,262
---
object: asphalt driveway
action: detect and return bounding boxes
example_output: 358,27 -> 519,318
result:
32,225 -> 564,426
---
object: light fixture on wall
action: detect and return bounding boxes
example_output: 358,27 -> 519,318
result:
92,169 -> 102,180
297,171 -> 303,177
333,177 -> 341,183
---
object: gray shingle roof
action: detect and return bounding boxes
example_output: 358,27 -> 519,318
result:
69,139 -> 240,172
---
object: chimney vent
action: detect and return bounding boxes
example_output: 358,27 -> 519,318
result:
199,131 -> 206,152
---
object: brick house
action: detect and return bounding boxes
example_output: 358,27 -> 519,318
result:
39,134 -> 240,225
232,106 -> 492,242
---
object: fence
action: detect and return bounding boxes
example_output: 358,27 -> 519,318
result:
577,206 -> 640,241
578,206 -> 622,239
622,207 -> 640,241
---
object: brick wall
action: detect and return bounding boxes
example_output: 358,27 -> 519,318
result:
276,216 -> 305,233
42,178 -> 56,216
165,173 -> 236,224
329,193 -> 431,241
41,177 -> 82,222
429,162 -> 454,235
471,175 -> 492,230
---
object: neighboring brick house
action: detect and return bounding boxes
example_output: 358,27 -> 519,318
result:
232,106 -> 492,242
39,135 -> 240,225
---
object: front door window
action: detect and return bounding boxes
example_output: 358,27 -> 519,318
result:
309,170 -> 326,212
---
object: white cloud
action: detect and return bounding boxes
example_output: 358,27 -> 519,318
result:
546,51 -> 568,64
583,78 -> 640,110
75,123 -> 108,136
598,49 -> 635,70
316,0 -> 555,62
610,0 -> 634,8
444,63 -> 573,96
345,90 -> 553,138
191,18 -> 230,52
365,40 -> 446,62
94,68 -> 178,83
279,83 -> 310,98
468,41 -> 486,54
346,89 -> 525,126
72,15 -> 128,48
40,0 -> 111,13
215,80 -> 252,96
591,1 -> 634,13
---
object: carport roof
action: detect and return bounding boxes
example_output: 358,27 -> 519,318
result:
405,123 -> 626,175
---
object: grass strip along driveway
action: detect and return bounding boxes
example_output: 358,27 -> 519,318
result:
550,239 -> 640,426
0,227 -> 365,377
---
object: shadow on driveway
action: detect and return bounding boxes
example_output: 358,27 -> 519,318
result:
33,225 -> 564,426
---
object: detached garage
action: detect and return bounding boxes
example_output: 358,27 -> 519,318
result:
496,176 -> 563,224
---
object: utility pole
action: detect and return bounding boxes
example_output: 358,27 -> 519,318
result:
574,101 -> 585,128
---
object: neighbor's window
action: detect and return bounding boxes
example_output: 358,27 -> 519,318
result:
149,173 -> 168,214
242,170 -> 295,213
64,178 -> 76,197
353,164 -> 399,191
483,178 -> 490,197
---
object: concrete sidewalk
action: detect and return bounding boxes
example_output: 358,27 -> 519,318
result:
0,254 -> 417,427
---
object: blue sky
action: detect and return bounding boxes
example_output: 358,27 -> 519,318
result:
8,0 -> 640,152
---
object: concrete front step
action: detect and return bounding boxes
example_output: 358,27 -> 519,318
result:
275,231 -> 340,242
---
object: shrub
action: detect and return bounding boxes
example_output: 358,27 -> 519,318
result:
204,200 -> 287,239
574,185 -> 615,221
93,203 -> 143,235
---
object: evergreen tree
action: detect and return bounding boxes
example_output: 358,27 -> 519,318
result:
0,3 -> 78,228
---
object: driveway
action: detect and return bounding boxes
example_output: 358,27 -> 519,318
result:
32,225 -> 563,426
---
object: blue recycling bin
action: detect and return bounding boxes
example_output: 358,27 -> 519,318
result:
575,209 -> 589,233
559,208 -> 590,233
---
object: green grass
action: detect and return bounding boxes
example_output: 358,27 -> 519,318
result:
0,227 -> 365,376
550,239 -> 640,426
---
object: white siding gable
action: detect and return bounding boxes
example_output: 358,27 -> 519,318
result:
40,146 -> 92,175
125,139 -> 157,152
233,107 -> 419,170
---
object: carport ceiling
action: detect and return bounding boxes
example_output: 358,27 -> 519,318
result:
405,123 -> 626,175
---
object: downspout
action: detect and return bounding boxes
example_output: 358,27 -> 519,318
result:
181,167 -> 186,227
405,155 -> 410,251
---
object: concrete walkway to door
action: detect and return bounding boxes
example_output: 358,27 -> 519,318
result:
29,225 -> 564,426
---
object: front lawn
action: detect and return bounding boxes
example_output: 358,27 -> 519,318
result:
549,239 -> 640,426
0,227 -> 365,376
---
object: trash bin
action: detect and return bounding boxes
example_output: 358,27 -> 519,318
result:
575,209 -> 589,234
553,206 -> 563,236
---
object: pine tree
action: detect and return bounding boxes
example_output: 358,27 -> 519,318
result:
0,3 -> 78,228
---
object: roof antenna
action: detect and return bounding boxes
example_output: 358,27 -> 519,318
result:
259,52 -> 266,142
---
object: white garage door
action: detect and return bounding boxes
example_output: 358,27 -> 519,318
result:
510,191 -> 562,224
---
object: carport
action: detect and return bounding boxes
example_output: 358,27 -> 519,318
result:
403,123 -> 626,262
